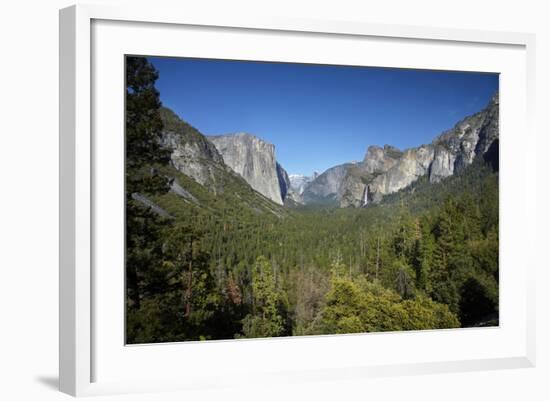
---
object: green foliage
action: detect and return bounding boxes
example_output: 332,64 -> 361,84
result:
393,259 -> 416,300
240,256 -> 288,338
162,224 -> 219,327
316,276 -> 366,334
125,56 -> 171,312
127,223 -> 239,343
311,276 -> 459,335
125,56 -> 170,198
142,155 -> 498,340
125,57 -> 499,343
129,153 -> 498,342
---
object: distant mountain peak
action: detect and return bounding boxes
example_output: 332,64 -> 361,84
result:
288,173 -> 317,196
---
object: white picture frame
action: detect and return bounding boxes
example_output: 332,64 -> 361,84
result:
59,3 -> 536,397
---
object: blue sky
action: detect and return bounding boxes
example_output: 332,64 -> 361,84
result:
148,56 -> 498,176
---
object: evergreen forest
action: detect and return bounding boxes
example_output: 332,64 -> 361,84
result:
125,57 -> 499,344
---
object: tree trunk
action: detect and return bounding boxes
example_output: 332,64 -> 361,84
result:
376,237 -> 380,280
184,260 -> 193,317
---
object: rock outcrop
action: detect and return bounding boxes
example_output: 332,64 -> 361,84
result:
363,145 -> 403,173
367,145 -> 435,202
430,117 -> 481,182
131,193 -> 172,219
301,164 -> 351,205
160,92 -> 498,209
429,92 -> 498,183
159,108 -> 227,188
208,133 -> 285,205
338,146 -> 405,207
276,162 -> 290,201
170,180 -> 199,204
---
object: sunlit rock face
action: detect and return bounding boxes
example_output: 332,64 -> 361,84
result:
301,163 -> 351,205
160,108 -> 293,206
369,145 -> 435,197
208,133 -> 285,205
338,145 -> 408,207
363,144 -> 402,173
302,93 -> 499,207
159,108 -> 227,187
161,92 -> 499,209
429,92 -> 499,183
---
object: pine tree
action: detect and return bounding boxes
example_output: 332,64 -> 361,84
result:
125,57 -> 171,313
431,198 -> 461,282
392,205 -> 416,262
125,56 -> 170,187
163,224 -> 214,316
411,217 -> 435,292
240,256 -> 287,338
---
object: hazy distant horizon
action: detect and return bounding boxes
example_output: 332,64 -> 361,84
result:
149,56 -> 498,176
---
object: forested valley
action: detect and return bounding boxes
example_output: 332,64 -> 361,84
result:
126,57 -> 499,344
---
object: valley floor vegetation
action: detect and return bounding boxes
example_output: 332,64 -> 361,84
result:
125,57 -> 498,344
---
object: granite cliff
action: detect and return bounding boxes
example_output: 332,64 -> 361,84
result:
208,133 -> 286,205
302,92 -> 499,207
158,92 -> 498,209
157,108 -> 289,219
159,107 -> 227,189
159,109 -> 294,207
301,164 -> 351,205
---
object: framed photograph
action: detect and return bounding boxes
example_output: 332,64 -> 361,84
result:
59,4 -> 536,396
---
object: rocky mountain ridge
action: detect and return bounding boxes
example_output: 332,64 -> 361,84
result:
158,108 -> 291,208
157,108 -> 289,219
159,108 -> 227,190
302,92 -> 499,207
157,92 -> 498,209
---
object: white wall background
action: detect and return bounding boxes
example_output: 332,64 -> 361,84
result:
0,0 -> 547,400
